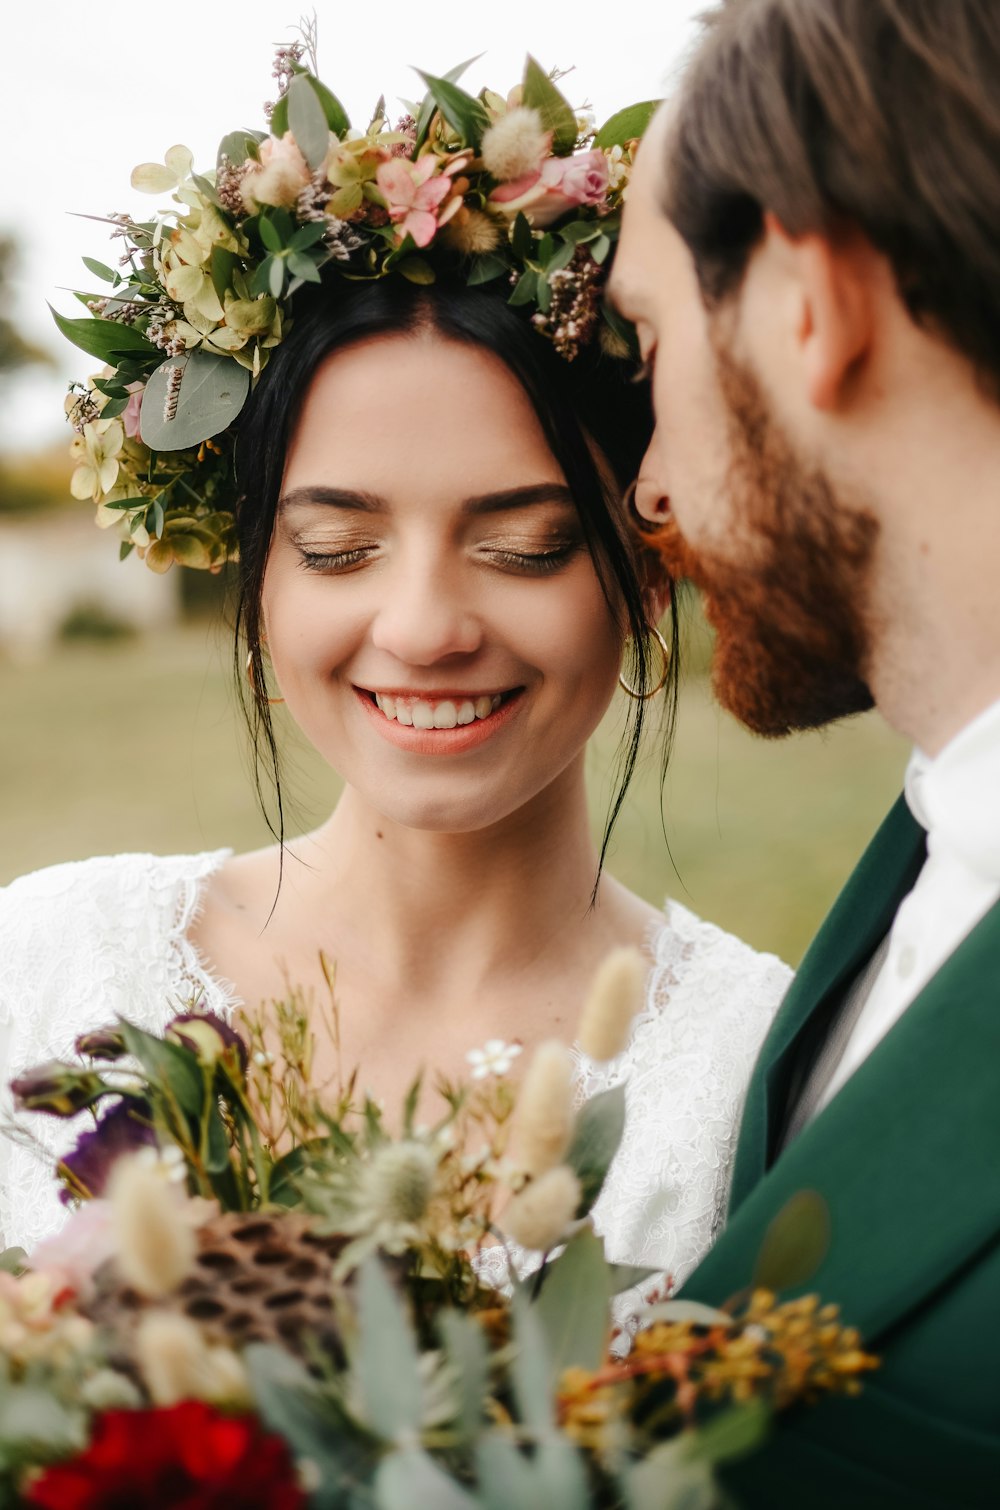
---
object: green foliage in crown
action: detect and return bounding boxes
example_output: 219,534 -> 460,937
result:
56,31 -> 659,573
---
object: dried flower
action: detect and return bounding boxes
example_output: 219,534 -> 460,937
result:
481,106 -> 551,182
136,1311 -> 250,1407
443,207 -> 502,256
504,1165 -> 581,1251
514,1040 -> 575,1176
108,1153 -> 198,1298
242,132 -> 314,211
375,155 -> 468,248
577,947 -> 646,1063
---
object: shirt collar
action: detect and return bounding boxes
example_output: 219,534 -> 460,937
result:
904,696 -> 1000,878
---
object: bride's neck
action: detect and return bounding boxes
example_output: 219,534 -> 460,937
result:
291,761 -> 602,986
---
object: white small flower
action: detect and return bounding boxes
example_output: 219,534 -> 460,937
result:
136,1144 -> 187,1184
253,1050 -> 274,1067
466,1039 -> 523,1079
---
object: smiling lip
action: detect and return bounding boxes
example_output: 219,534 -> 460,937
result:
354,686 -> 525,754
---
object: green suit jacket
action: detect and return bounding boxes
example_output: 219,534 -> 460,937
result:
681,797 -> 1000,1508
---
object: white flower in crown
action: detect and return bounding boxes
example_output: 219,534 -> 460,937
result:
466,1039 -> 523,1079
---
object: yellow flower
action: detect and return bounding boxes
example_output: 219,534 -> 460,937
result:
69,418 -> 124,503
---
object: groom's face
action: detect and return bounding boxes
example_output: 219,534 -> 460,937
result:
612,113 -> 877,736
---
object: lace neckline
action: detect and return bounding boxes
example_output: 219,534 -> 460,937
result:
168,849 -> 241,1020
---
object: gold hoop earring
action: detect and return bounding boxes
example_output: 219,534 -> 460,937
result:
245,648 -> 284,705
619,625 -> 671,700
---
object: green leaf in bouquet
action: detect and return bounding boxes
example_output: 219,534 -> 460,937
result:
355,1256 -> 423,1439
310,76 -> 351,138
565,1083 -> 627,1214
642,1298 -> 733,1327
246,1343 -> 376,1510
606,1262 -> 662,1296
590,232 -> 612,265
98,394 -> 129,420
202,1103 -> 232,1174
139,351 -> 250,452
522,57 -> 578,156
416,70 -> 490,149
287,73 -> 332,172
119,1021 -> 206,1120
508,270 -> 539,308
287,252 -> 323,283
438,1309 -> 489,1441
269,92 -> 290,139
414,55 -> 482,147
475,1436 -> 535,1510
477,1436 -> 591,1510
623,1437 -> 715,1510
375,1448 -> 481,1510
546,240 -> 578,275
533,1227 -> 611,1377
684,1398 -> 771,1467
594,101 -> 662,150
398,257 -> 436,286
752,1189 -> 831,1293
82,256 -> 118,284
509,1289 -> 553,1432
49,306 -> 156,365
191,170 -> 223,210
0,1249 -> 25,1276
0,1384 -> 83,1464
258,214 -> 285,254
210,245 -> 238,302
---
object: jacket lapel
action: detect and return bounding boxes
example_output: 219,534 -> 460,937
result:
687,891 -> 1000,1342
728,796 -> 926,1213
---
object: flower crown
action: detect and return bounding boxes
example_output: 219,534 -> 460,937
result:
57,36 -> 658,572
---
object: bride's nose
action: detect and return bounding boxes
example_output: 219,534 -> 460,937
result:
370,555 -> 483,666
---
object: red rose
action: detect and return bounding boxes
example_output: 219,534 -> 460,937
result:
24,1401 -> 306,1509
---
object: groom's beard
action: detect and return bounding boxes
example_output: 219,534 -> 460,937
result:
657,348 -> 879,737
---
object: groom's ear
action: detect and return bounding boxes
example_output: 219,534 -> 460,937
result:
759,212 -> 878,413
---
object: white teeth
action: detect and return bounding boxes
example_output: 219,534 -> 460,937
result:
372,692 -> 508,727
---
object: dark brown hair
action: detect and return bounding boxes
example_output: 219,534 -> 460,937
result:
665,0 -> 1000,391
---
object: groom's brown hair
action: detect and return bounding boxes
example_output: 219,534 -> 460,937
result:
665,0 -> 1000,393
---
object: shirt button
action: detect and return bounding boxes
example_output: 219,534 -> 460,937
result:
897,943 -> 918,979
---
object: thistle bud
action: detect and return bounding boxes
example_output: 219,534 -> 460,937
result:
514,1041 -> 576,1178
577,947 -> 646,1063
74,1027 -> 128,1061
364,1141 -> 437,1226
10,1061 -> 106,1118
504,1165 -> 581,1252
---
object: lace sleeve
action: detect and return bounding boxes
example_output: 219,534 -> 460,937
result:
0,850 -> 233,1254
575,900 -> 792,1290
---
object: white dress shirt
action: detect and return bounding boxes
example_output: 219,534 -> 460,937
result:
816,696 -> 1000,1114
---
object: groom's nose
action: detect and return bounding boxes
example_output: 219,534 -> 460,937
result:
632,432 -> 671,524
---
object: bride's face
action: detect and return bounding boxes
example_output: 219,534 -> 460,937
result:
262,331 -> 624,833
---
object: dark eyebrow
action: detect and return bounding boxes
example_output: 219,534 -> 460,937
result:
278,483 -> 576,515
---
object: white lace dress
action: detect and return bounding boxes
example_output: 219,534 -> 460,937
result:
0,852 -> 792,1281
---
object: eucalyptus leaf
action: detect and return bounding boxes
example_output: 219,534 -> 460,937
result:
49,306 -> 155,365
375,1449 -> 480,1510
685,1398 -> 771,1467
287,252 -> 323,282
0,1387 -> 82,1458
510,1289 -> 554,1432
288,74 -> 331,172
533,1228 -> 611,1378
269,258 -> 286,298
398,256 -> 436,285
594,100 -> 662,150
752,1189 -> 831,1292
522,57 -> 578,155
82,257 -> 117,284
476,1436 -> 535,1510
438,1310 -> 489,1442
566,1083 -> 626,1214
290,221 -> 328,251
258,215 -> 284,254
590,232 -> 612,265
139,352 -> 250,452
624,1437 -> 716,1510
355,1257 -> 423,1440
191,171 -> 223,210
216,128 -> 266,168
508,270 -> 539,308
416,70 -> 490,149
270,93 -> 290,138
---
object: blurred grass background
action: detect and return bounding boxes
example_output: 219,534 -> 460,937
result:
0,597 -> 907,965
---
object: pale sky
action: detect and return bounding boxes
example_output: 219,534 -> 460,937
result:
3,0 -> 702,450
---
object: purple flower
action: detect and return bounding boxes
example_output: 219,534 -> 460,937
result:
10,1061 -> 106,1117
58,1099 -> 156,1204
167,1011 -> 249,1072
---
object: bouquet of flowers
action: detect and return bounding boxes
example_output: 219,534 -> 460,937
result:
0,952 -> 874,1508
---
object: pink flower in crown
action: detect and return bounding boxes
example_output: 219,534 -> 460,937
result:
490,149 -> 611,228
375,154 -> 469,248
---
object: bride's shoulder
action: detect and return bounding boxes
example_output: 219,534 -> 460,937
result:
640,896 -> 793,1043
0,851 -> 231,1011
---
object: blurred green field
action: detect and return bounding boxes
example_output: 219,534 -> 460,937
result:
0,615 -> 908,964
